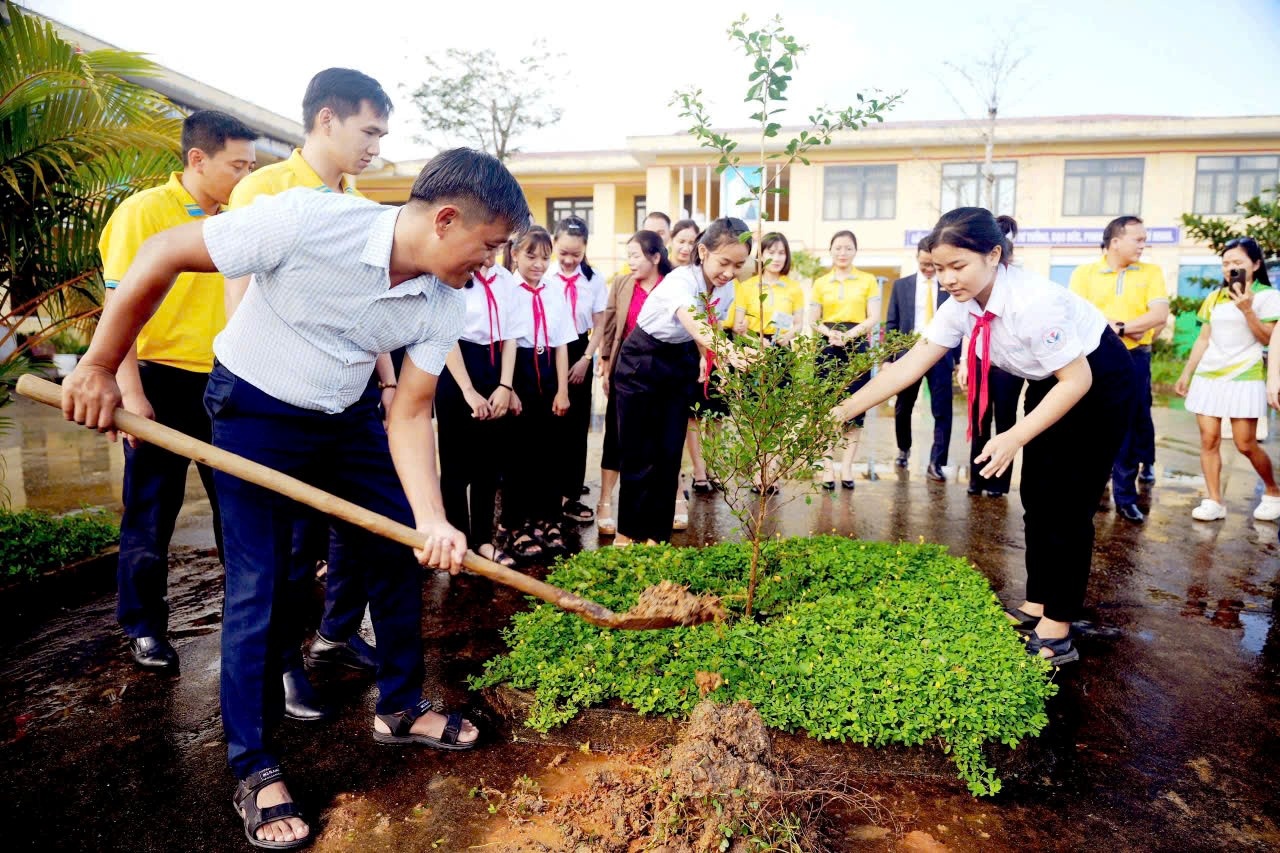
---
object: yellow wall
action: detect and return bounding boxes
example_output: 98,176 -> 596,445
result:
356,120 -> 1280,286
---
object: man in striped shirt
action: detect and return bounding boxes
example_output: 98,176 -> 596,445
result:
63,148 -> 528,849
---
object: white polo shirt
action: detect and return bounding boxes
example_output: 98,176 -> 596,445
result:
923,263 -> 1108,381
635,264 -> 736,343
204,188 -> 464,413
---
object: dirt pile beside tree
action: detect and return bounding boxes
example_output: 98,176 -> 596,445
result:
491,700 -> 860,852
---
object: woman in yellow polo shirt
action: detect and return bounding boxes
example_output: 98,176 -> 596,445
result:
733,232 -> 804,345
810,230 -> 881,488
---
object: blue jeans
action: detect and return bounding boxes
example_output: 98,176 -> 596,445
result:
1111,346 -> 1153,507
118,362 -> 223,638
204,363 -> 424,778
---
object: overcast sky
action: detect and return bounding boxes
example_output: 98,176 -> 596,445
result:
22,0 -> 1280,161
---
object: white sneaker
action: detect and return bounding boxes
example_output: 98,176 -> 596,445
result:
1191,499 -> 1227,521
1253,495 -> 1280,521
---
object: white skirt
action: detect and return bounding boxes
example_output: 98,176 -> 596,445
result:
1184,375 -> 1267,419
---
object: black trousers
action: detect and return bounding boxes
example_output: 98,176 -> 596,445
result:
559,332 -> 593,499
1019,328 -> 1135,622
601,379 -> 620,472
504,346 -> 563,527
969,363 -> 1024,494
895,351 -> 956,465
615,328 -> 697,542
117,362 -> 223,638
437,340 -> 507,547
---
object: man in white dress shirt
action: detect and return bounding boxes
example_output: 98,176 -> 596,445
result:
61,148 -> 527,848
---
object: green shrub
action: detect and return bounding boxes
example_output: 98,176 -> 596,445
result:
0,508 -> 118,580
473,536 -> 1057,797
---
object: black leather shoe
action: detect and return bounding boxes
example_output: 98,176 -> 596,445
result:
128,636 -> 178,673
926,463 -> 946,482
1117,503 -> 1145,523
967,484 -> 983,496
283,668 -> 331,722
895,450 -> 909,468
306,633 -> 378,673
1138,465 -> 1156,485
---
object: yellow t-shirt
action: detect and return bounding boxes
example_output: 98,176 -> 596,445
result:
227,148 -> 362,209
736,275 -> 805,335
810,269 -> 880,324
1068,258 -> 1168,350
99,173 -> 224,372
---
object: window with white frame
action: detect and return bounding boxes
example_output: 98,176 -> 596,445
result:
547,198 -> 593,233
823,165 -> 897,220
1193,155 -> 1279,214
941,161 -> 1016,214
1062,158 -> 1144,217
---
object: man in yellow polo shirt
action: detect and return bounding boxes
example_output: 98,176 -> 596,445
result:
102,110 -> 257,673
1069,215 -> 1170,523
224,68 -> 396,720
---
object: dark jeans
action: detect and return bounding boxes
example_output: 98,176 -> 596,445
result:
969,363 -> 1025,494
894,352 -> 956,466
1020,329 -> 1135,622
287,515 -> 366,647
1111,346 -> 1154,507
117,362 -> 223,638
204,363 -> 424,779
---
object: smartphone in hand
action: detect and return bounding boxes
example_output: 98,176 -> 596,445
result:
1227,267 -> 1247,297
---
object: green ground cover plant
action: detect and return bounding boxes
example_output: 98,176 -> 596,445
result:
474,536 -> 1058,796
0,507 -> 118,580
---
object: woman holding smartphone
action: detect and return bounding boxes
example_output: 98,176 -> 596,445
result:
1177,236 -> 1280,522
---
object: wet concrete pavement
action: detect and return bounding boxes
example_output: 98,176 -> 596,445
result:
2,394 -> 1279,850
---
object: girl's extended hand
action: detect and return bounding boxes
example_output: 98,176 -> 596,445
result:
975,432 -> 1023,479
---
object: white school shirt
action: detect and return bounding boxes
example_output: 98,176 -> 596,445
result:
635,264 -> 736,344
506,276 -> 578,350
922,263 -> 1108,381
204,188 -> 464,413
914,275 -> 940,331
544,264 -> 607,336
459,264 -> 519,345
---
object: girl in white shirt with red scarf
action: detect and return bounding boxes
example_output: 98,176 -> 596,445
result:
833,208 -> 1136,666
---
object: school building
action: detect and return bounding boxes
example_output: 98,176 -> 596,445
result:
358,114 -> 1280,301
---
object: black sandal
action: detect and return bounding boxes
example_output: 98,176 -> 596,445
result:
478,543 -> 516,568
1026,631 -> 1080,667
1004,607 -> 1039,634
692,478 -> 714,494
232,766 -> 309,850
508,527 -> 543,560
535,523 -> 566,552
373,698 -> 477,750
562,499 -> 594,523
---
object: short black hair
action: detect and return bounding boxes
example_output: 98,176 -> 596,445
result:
643,210 -> 672,229
302,67 -> 393,132
181,110 -> 257,161
916,236 -> 931,254
1102,215 -> 1143,250
409,148 -> 530,230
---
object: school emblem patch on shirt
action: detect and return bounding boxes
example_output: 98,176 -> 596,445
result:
1042,327 -> 1064,347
